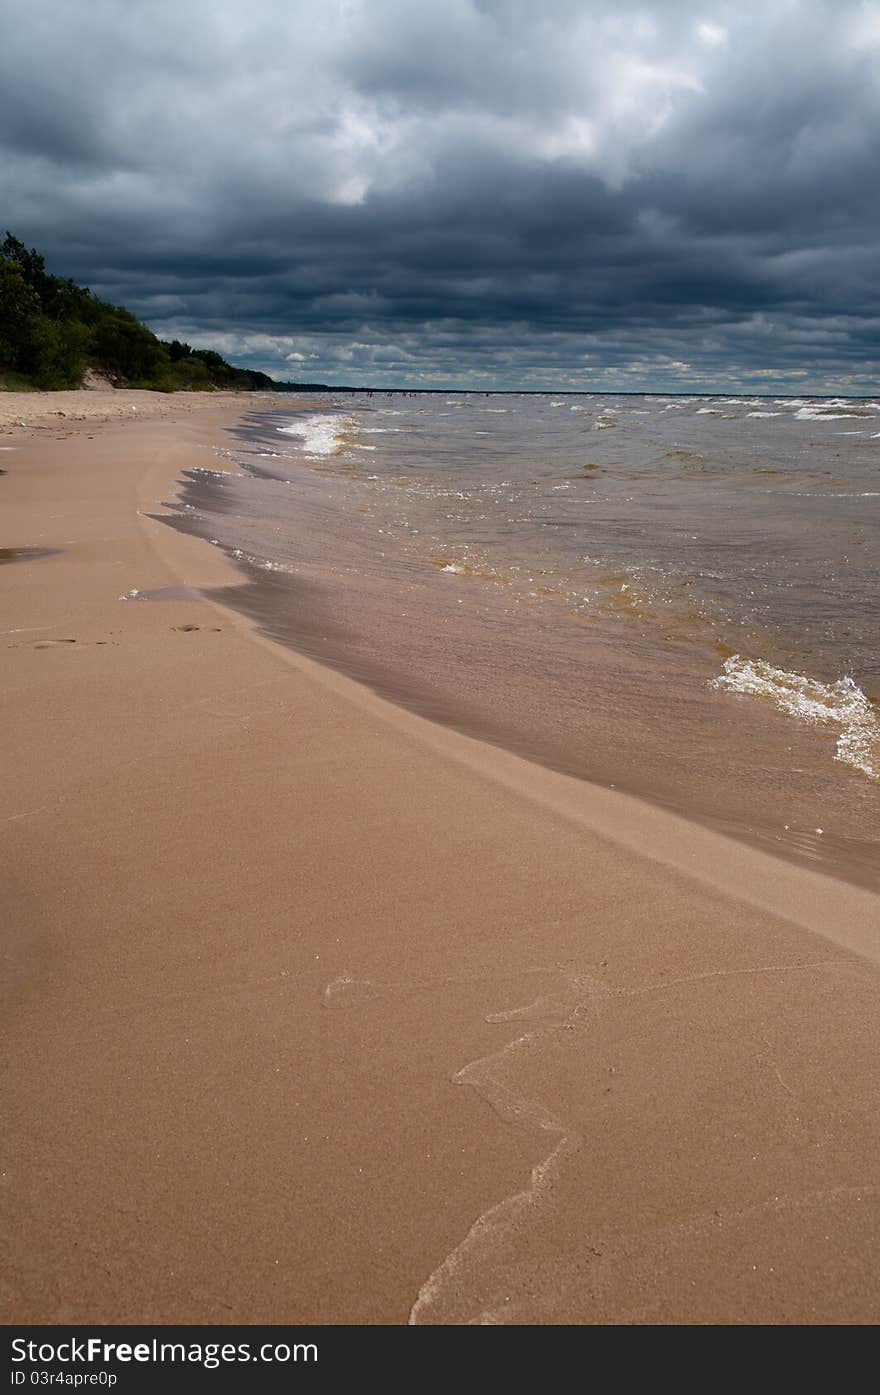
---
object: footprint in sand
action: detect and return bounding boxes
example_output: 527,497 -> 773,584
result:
18,637 -> 119,650
0,546 -> 61,564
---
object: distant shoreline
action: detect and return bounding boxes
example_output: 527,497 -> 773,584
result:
5,381 -> 879,403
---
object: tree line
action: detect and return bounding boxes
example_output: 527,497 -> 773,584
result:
0,233 -> 318,393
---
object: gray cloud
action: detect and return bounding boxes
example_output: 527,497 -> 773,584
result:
3,0 -> 879,389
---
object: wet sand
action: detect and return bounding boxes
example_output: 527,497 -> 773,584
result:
165,401 -> 880,892
2,400 -> 880,1324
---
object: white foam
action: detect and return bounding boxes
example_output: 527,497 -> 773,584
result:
746,411 -> 782,418
712,656 -> 879,779
794,406 -> 860,421
277,413 -> 352,455
696,407 -> 723,415
229,546 -> 291,573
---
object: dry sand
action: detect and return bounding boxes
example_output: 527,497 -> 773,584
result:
2,393 -> 879,1324
0,386 -> 276,433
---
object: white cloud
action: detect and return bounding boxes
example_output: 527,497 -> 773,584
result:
697,20 -> 728,47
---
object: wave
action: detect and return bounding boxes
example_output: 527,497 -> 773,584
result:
794,406 -> 862,422
277,413 -> 353,455
712,656 -> 878,779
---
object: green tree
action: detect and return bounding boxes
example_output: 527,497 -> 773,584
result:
1,231 -> 299,393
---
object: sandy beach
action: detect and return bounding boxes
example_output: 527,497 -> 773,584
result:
0,386 -> 279,433
2,393 -> 880,1324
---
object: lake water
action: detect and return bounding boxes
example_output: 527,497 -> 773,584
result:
161,391 -> 880,888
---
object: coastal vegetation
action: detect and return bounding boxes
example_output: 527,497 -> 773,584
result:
0,233 -> 312,393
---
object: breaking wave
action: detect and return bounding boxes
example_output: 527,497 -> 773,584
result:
277,413 -> 352,455
712,656 -> 879,779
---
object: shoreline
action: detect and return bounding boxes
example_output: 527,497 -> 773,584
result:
167,402 -> 880,898
3,402 -> 880,1323
157,498 -> 880,958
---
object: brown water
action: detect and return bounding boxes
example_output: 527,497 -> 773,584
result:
157,393 -> 880,890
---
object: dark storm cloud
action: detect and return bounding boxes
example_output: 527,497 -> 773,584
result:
3,0 -> 880,388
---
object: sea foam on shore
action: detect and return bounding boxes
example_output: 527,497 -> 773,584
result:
713,656 -> 879,779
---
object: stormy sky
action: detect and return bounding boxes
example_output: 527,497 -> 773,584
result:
3,0 -> 879,390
